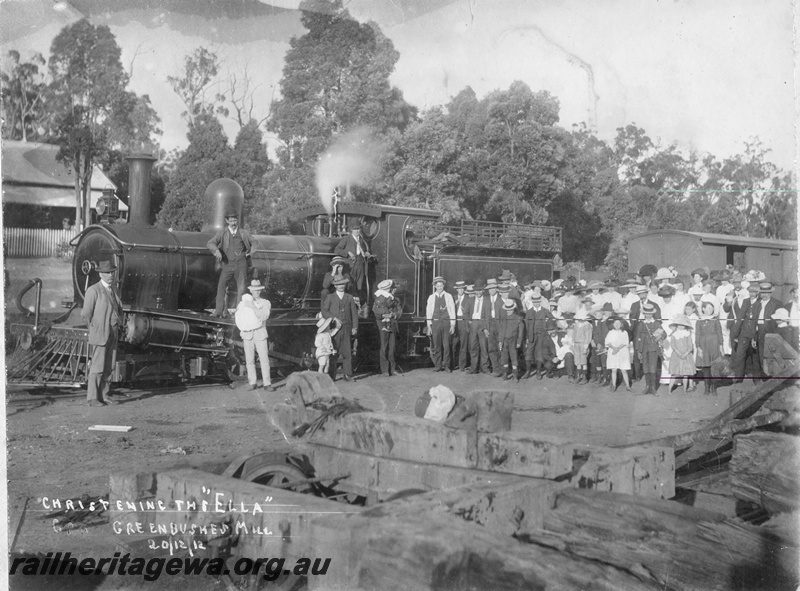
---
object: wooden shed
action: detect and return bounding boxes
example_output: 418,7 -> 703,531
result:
628,229 -> 798,299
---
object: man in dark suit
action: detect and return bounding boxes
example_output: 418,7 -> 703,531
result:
321,256 -> 354,308
468,279 -> 488,374
756,282 -> 782,373
452,280 -> 471,371
81,260 -> 124,406
207,210 -> 255,317
481,279 -> 504,375
730,283 -> 762,381
523,294 -> 554,379
321,275 -> 359,382
334,218 -> 373,300
629,285 -> 662,381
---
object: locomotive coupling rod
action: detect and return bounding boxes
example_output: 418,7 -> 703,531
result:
267,473 -> 351,490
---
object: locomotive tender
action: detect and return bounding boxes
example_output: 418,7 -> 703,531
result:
8,154 -> 562,387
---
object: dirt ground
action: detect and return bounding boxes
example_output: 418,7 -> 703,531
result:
2,257 -> 760,590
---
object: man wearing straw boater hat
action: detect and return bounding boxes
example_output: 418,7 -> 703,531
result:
373,278 -> 399,376
235,279 -> 274,391
426,276 -> 456,372
82,260 -> 124,406
321,274 -> 359,382
756,281 -> 782,375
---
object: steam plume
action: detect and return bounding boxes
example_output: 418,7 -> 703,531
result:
316,127 -> 378,214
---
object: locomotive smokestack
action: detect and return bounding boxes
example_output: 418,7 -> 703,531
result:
126,153 -> 157,226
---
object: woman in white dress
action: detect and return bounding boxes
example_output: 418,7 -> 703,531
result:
605,317 -> 632,392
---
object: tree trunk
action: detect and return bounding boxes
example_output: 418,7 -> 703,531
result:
74,155 -> 82,230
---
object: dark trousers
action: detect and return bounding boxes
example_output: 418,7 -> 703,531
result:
352,256 -> 366,293
731,336 -> 760,380
330,324 -> 353,378
468,321 -> 489,372
486,320 -> 500,373
524,333 -> 545,362
499,340 -> 519,369
641,349 -> 660,373
215,259 -> 247,315
453,319 -> 469,369
87,332 -> 117,402
430,319 -> 451,370
557,353 -> 575,377
377,322 -> 396,375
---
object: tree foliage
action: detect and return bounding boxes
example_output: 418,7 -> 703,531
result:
1,50 -> 48,141
48,19 -> 160,228
168,47 -> 228,127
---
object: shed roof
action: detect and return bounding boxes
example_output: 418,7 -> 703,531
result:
628,229 -> 797,250
2,140 -> 125,210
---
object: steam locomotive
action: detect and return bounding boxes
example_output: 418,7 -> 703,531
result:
8,155 -> 562,387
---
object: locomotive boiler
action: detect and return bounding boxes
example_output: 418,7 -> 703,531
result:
8,154 -> 563,388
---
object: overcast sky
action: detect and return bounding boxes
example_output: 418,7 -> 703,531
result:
1,0 -> 796,171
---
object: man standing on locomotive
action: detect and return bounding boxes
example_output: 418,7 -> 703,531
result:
321,275 -> 359,382
82,260 -> 123,407
334,218 -> 373,301
207,210 -> 255,317
321,256 -> 354,308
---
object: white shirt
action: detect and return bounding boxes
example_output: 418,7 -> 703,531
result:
472,296 -> 483,320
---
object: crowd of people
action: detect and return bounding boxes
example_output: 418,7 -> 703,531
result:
411,265 -> 799,395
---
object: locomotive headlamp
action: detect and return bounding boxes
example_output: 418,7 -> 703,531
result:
96,188 -> 120,222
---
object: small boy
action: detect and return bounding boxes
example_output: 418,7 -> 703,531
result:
634,303 -> 662,395
591,303 -> 614,385
314,316 -> 340,374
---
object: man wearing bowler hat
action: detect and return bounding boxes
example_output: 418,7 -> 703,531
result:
321,256 -> 353,308
427,276 -> 456,372
207,210 -> 255,317
81,260 -> 124,406
335,218 -> 373,299
321,275 -> 359,381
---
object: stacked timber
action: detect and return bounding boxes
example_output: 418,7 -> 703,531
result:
730,431 -> 800,515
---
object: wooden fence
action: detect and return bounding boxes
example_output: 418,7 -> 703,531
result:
3,228 -> 79,258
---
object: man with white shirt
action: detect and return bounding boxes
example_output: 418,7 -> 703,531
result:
426,277 -> 456,372
81,260 -> 124,407
235,280 -> 273,391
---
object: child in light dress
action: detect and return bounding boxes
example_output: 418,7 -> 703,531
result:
314,316 -> 340,374
668,314 -> 695,394
605,317 -> 631,391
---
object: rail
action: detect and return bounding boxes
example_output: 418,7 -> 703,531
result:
405,218 -> 562,253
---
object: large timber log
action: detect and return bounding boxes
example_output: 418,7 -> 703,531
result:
730,431 -> 800,514
519,488 -> 799,591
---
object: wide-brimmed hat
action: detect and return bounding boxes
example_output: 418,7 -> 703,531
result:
454,280 -> 466,289
655,267 -> 677,281
432,276 -> 446,286
97,260 -> 117,273
502,300 -> 516,311
744,270 -> 766,282
465,284 -> 475,296
772,308 -> 790,321
551,278 -> 564,289
669,313 -> 693,330
530,294 -> 542,304
498,270 -> 514,282
377,279 -> 393,291
587,280 -> 605,291
330,256 -> 347,267
498,284 -> 511,293
248,279 -> 265,292
621,281 -> 640,290
332,275 -> 349,286
642,302 -> 656,315
600,302 -> 615,313
639,264 -> 658,278
484,278 -> 498,289
540,279 -> 552,291
316,317 -> 333,333
635,285 -> 648,294
759,282 -> 774,294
